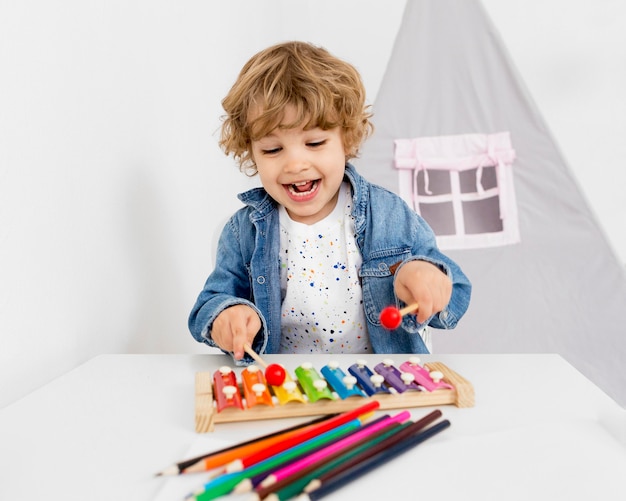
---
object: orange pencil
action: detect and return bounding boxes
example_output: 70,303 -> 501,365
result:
156,414 -> 336,476
226,401 -> 381,472
183,422 -> 330,474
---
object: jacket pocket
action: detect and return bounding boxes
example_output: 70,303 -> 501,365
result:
359,248 -> 411,325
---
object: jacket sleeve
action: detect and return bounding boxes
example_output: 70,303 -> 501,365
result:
401,210 -> 472,330
188,214 -> 268,362
367,184 -> 472,330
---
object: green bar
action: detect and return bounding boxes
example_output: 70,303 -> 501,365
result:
295,364 -> 335,403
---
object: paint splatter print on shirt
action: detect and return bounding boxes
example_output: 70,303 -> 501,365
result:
278,182 -> 371,354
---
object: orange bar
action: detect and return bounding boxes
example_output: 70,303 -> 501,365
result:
241,366 -> 274,408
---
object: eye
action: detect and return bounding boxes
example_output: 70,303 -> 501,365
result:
307,140 -> 326,148
261,147 -> 282,155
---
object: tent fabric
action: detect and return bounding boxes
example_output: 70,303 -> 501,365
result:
354,0 -> 626,407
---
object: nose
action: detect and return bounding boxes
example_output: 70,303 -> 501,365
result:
283,147 -> 310,174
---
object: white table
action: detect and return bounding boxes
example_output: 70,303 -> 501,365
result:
1,354 -> 625,501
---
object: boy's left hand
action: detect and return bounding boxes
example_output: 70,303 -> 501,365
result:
394,260 -> 452,324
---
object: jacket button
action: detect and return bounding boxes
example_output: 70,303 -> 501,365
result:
257,276 -> 266,284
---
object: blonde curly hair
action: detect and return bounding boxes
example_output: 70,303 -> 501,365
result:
219,41 -> 373,175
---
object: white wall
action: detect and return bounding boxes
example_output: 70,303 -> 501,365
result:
1,0 -> 624,409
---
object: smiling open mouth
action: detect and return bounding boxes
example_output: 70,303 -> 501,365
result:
287,180 -> 319,197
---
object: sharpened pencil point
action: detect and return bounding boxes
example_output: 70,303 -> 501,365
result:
155,464 -> 179,476
304,479 -> 321,493
259,474 -> 277,488
232,478 -> 253,494
225,458 -> 244,473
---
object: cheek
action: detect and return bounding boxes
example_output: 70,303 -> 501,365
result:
256,166 -> 279,190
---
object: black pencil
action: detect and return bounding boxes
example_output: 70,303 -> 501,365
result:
257,409 -> 443,500
155,414 -> 337,476
300,419 -> 451,500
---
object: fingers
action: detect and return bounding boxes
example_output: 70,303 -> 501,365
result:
395,260 -> 452,324
398,284 -> 434,324
212,305 -> 262,360
231,323 -> 250,360
415,294 -> 434,324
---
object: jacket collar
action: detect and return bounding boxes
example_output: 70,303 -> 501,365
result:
237,163 -> 367,225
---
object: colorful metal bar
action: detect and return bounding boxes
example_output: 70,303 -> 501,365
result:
213,366 -> 244,413
374,358 -> 423,394
295,362 -> 336,403
320,361 -> 367,400
348,360 -> 390,396
399,357 -> 454,392
241,365 -> 274,408
272,371 -> 307,405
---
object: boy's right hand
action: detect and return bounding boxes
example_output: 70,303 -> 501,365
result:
211,304 -> 262,360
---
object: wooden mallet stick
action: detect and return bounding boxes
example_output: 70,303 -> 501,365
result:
379,302 -> 419,330
243,343 -> 287,386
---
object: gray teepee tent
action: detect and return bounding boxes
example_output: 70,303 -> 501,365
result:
355,0 -> 626,407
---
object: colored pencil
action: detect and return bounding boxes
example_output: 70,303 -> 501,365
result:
236,414 -> 394,492
224,401 -> 380,473
186,419 -> 363,501
300,419 -> 451,501
259,411 -> 411,488
156,414 -> 337,476
257,409 -> 443,500
257,423 -> 409,501
300,409 -> 444,494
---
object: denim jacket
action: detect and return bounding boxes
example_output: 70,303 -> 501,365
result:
189,164 -> 471,364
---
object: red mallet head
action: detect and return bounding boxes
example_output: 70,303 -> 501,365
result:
265,363 -> 287,386
379,306 -> 402,330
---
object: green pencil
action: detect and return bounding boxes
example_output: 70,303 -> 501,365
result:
262,422 -> 410,501
187,419 -> 362,501
261,409 -> 443,501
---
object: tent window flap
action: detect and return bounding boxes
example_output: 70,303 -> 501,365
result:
394,131 -> 520,250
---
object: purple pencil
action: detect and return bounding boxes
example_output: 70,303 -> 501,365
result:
259,410 -> 411,488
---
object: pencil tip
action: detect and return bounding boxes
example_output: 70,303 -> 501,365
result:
225,459 -> 244,473
232,478 -> 253,493
154,465 -> 179,476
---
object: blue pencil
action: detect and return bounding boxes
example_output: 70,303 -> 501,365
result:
186,419 -> 363,500
298,419 -> 451,501
237,415 -> 393,492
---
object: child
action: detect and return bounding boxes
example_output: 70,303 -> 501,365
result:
189,41 -> 471,363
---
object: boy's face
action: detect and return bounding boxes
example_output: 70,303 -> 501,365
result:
250,106 -> 347,225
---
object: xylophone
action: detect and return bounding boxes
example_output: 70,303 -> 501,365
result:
195,357 -> 474,432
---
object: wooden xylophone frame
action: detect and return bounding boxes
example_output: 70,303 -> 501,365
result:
194,361 -> 474,433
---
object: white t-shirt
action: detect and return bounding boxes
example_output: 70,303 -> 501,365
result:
278,183 -> 372,354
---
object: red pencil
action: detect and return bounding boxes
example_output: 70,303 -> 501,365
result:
179,416 -> 337,474
260,411 -> 411,487
225,401 -> 380,472
255,409 -> 443,499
